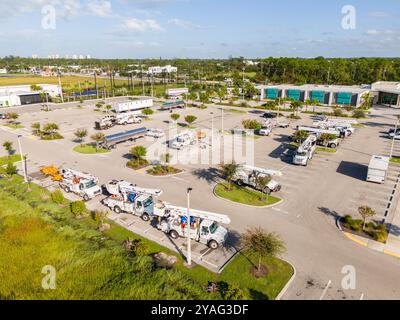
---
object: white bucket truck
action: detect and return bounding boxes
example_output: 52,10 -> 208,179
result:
292,135 -> 317,166
115,113 -> 142,125
59,169 -> 102,201
297,126 -> 340,148
158,206 -> 230,249
169,130 -> 196,150
367,155 -> 390,184
233,164 -> 282,194
101,180 -> 164,221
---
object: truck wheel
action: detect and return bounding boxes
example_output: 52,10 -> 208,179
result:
236,180 -> 243,186
83,194 -> 90,202
263,187 -> 272,195
65,186 -> 71,193
208,240 -> 219,249
141,213 -> 150,222
330,143 -> 337,148
169,230 -> 179,239
114,206 -> 121,214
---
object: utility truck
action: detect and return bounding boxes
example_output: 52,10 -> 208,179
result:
146,128 -> 165,138
95,116 -> 115,130
102,179 -> 163,197
115,113 -> 142,125
59,169 -> 102,201
157,206 -> 230,249
233,164 -> 282,194
297,126 -> 340,148
292,135 -> 317,166
367,155 -> 390,184
313,121 -> 355,137
169,130 -> 196,150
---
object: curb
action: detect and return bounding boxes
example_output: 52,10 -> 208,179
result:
337,216 -> 400,259
275,258 -> 297,301
213,185 -> 284,209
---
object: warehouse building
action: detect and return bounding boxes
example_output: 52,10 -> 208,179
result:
371,82 -> 400,107
257,84 -> 370,108
0,84 -> 61,107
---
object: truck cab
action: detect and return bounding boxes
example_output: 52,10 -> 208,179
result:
62,178 -> 102,201
170,132 -> 196,150
293,136 -> 317,166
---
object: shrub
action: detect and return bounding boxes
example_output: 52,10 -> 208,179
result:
70,201 -> 87,216
332,108 -> 343,117
353,110 -> 366,119
374,230 -> 388,243
219,282 -> 247,300
51,189 -> 65,204
344,215 -> 352,225
127,158 -> 149,170
146,165 -> 181,176
142,108 -> 154,116
5,163 -> 17,175
242,119 -> 262,130
349,219 -> 363,232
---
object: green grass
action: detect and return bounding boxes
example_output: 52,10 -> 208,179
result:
0,174 -> 292,300
224,108 -> 247,114
390,157 -> 400,164
73,145 -> 110,154
215,183 -> 281,207
3,124 -> 25,129
316,147 -> 337,153
0,154 -> 23,166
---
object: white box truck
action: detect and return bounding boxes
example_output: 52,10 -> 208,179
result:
113,99 -> 153,113
367,155 -> 390,184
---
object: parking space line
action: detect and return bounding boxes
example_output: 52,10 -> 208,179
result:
319,280 -> 332,300
199,248 -> 212,260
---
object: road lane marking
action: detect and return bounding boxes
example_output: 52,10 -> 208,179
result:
199,248 -> 212,260
271,207 -> 289,215
319,280 -> 331,300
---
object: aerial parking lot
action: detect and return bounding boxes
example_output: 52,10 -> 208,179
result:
2,100 -> 400,300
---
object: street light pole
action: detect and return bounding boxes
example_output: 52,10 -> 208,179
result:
186,187 -> 193,266
17,135 -> 28,183
210,112 -> 214,148
242,67 -> 245,101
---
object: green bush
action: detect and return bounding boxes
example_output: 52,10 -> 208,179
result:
333,108 -> 343,117
51,189 -> 65,205
147,165 -> 181,176
344,215 -> 353,225
127,158 -> 149,170
374,230 -> 388,243
353,110 -> 366,119
41,133 -> 64,140
5,163 -> 17,176
219,282 -> 247,300
70,201 -> 86,216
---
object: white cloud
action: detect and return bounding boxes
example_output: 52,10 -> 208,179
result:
123,18 -> 165,32
368,11 -> 390,18
87,0 -> 113,17
366,29 -> 395,36
169,18 -> 203,29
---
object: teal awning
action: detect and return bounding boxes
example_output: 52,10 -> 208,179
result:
266,88 -> 279,99
287,89 -> 301,101
311,91 -> 325,103
337,92 -> 352,105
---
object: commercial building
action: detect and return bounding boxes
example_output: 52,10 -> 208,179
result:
0,84 -> 62,107
257,84 -> 370,108
148,65 -> 177,74
371,82 -> 400,107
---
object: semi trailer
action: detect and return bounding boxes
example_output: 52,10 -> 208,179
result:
100,127 -> 147,149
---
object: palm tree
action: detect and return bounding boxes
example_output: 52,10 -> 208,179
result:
240,227 -> 286,274
130,146 -> 147,161
42,123 -> 59,138
220,162 -> 239,191
31,122 -> 41,136
90,133 -> 105,151
185,115 -> 197,127
170,113 -> 180,124
292,130 -> 309,144
74,128 -> 88,146
2,141 -> 13,158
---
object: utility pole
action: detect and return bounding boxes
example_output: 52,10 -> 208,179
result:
186,188 -> 193,266
94,72 -> 99,100
210,112 -> 214,148
57,69 -> 64,103
242,67 -> 245,101
17,135 -> 28,183
141,64 -> 145,96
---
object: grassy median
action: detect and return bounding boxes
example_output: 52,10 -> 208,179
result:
73,145 -> 110,154
215,183 -> 281,207
0,154 -> 23,166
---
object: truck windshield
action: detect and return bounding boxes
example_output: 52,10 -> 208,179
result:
143,198 -> 153,208
85,180 -> 97,189
209,222 -> 218,234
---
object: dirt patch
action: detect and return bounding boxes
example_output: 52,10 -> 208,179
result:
250,264 -> 269,278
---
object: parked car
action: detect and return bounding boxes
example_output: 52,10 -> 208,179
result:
262,112 -> 277,119
0,113 -> 6,120
256,126 -> 272,136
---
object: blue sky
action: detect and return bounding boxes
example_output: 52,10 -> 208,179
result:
0,0 -> 399,58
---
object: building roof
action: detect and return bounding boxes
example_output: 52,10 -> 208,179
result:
372,82 -> 400,94
257,84 -> 370,94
